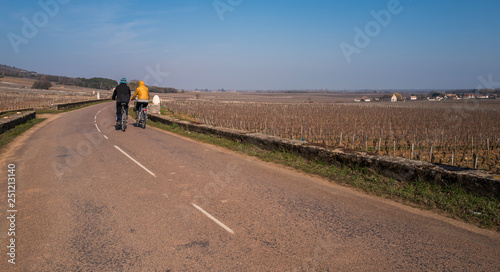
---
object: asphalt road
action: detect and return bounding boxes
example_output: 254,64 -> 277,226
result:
1,102 -> 499,271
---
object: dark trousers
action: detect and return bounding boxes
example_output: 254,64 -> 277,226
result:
116,102 -> 128,121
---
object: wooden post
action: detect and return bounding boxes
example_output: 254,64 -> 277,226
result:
393,140 -> 396,157
473,154 -> 478,169
487,138 -> 490,166
411,143 -> 414,160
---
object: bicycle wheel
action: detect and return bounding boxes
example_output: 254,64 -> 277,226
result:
141,109 -> 147,129
136,110 -> 140,127
121,106 -> 127,131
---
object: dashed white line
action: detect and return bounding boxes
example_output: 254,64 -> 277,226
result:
192,203 -> 235,235
114,145 -> 156,177
95,124 -> 101,132
103,135 -> 108,140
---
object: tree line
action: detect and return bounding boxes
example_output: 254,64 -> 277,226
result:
1,64 -> 178,93
127,80 -> 178,93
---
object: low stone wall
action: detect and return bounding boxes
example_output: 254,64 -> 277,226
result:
149,114 -> 500,199
0,111 -> 36,134
53,99 -> 112,110
0,108 -> 34,115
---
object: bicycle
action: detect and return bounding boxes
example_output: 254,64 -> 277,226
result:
120,102 -> 128,131
136,103 -> 147,129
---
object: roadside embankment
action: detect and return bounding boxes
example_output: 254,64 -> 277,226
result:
0,111 -> 36,134
149,113 -> 500,199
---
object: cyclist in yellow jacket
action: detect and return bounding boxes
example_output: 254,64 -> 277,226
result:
130,81 -> 150,120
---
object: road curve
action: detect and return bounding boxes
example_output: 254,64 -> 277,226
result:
1,102 -> 499,271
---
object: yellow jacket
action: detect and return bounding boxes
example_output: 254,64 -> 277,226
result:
131,81 -> 149,100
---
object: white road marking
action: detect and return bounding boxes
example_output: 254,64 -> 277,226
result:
114,145 -> 156,177
191,203 -> 235,235
103,135 -> 108,140
95,105 -> 111,135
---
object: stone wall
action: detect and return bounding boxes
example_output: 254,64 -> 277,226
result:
53,99 -> 112,110
0,108 -> 34,114
0,111 -> 36,134
149,114 -> 500,199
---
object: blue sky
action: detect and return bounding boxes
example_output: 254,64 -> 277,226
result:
1,0 -> 499,90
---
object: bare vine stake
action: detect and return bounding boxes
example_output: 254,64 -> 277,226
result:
393,140 -> 396,157
378,138 -> 382,152
451,150 -> 454,165
473,154 -> 478,169
411,143 -> 414,160
487,138 -> 490,165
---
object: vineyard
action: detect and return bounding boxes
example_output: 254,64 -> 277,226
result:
163,99 -> 500,173
0,89 -> 101,111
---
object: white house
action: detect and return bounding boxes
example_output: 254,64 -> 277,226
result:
391,95 -> 397,102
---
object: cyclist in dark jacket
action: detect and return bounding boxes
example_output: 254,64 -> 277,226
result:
112,77 -> 131,125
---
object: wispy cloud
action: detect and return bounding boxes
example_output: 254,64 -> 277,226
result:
59,3 -> 159,54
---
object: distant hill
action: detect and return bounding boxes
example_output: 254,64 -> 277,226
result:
0,64 -> 37,78
0,64 -> 177,93
0,64 -> 117,90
